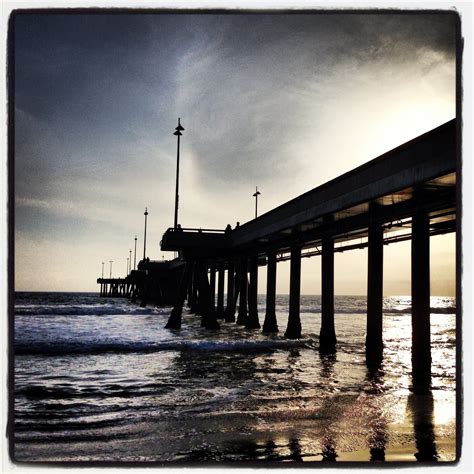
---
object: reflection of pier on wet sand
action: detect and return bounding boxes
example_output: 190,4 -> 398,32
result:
31,348 -> 450,463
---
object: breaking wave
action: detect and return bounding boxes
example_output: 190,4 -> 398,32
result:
15,337 -> 312,356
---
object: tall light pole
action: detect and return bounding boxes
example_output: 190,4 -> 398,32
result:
129,249 -> 132,273
134,236 -> 137,270
127,257 -> 129,276
173,118 -> 185,229
253,186 -> 261,219
101,262 -> 104,278
143,207 -> 148,260
109,260 -> 113,279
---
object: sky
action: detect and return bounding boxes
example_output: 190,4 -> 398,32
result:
13,11 -> 457,294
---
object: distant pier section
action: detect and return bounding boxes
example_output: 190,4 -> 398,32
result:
97,259 -> 183,306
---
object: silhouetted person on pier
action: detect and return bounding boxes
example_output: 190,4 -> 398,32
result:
176,224 -> 183,232
236,221 -> 240,229
225,224 -> 232,234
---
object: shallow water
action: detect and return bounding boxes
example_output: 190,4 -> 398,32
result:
13,292 -> 456,463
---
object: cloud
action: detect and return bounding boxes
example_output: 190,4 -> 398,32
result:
12,12 -> 457,291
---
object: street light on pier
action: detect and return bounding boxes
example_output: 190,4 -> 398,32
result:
143,208 -> 149,260
109,260 -> 113,279
101,262 -> 104,278
129,249 -> 132,273
173,118 -> 185,229
134,236 -> 137,270
127,257 -> 129,276
253,186 -> 261,219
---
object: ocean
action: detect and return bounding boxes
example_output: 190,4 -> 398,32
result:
13,292 -> 457,463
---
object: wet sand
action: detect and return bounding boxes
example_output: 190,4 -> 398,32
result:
14,390 -> 456,463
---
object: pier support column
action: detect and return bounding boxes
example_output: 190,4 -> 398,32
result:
246,256 -> 261,329
366,222 -> 384,368
195,261 -> 220,330
285,246 -> 302,339
236,257 -> 248,325
165,261 -> 193,329
186,269 -> 193,307
216,264 -> 225,319
209,265 -> 216,311
263,252 -> 278,333
411,209 -> 431,389
233,268 -> 241,312
140,280 -> 148,307
190,265 -> 200,314
320,237 -> 337,353
224,262 -> 236,322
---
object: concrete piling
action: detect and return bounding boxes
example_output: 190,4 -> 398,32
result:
284,246 -> 302,339
224,262 -> 236,322
320,237 -> 337,353
195,261 -> 220,330
246,255 -> 260,329
216,264 -> 225,319
236,258 -> 248,325
411,209 -> 431,389
366,221 -> 384,367
209,265 -> 216,311
165,260 -> 194,329
263,252 -> 278,333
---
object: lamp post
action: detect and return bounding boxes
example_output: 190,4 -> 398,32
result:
101,262 -> 104,278
109,260 -> 113,279
173,118 -> 185,229
134,236 -> 137,270
253,186 -> 261,219
129,249 -> 132,273
127,257 -> 129,276
143,208 -> 148,260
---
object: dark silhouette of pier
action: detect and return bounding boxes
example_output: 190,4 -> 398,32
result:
99,119 -> 457,389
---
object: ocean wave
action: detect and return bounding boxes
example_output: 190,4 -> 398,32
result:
298,307 -> 455,315
16,305 -> 455,317
15,337 -> 312,356
14,305 -> 170,317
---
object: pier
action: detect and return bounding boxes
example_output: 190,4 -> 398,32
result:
97,259 -> 184,306
100,119 -> 457,387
